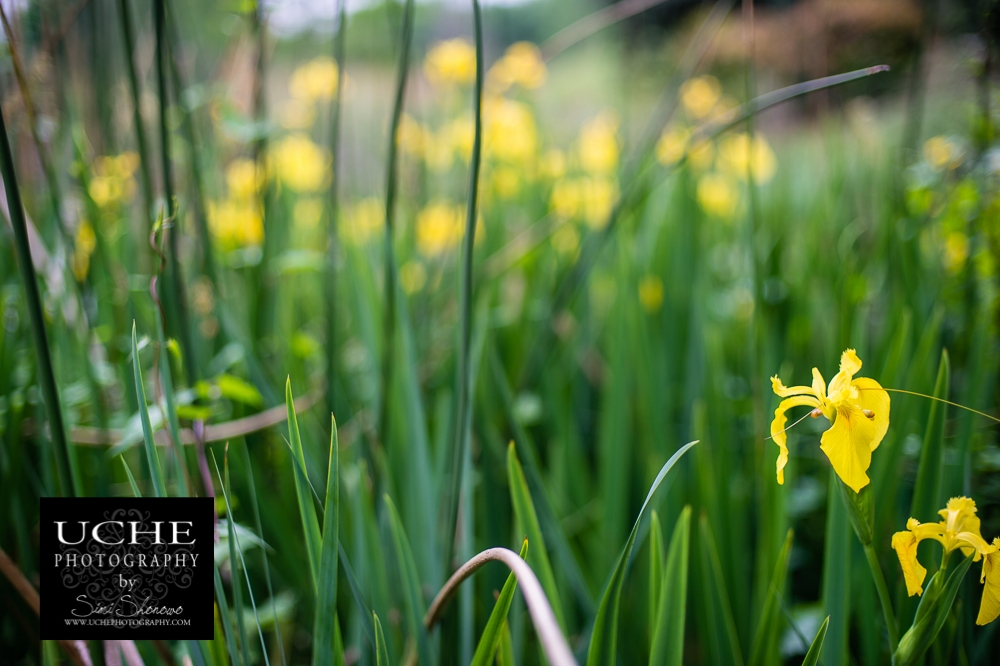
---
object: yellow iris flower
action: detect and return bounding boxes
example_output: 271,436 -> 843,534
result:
890,497 -> 1000,625
770,349 -> 890,493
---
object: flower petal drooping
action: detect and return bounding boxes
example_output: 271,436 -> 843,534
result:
978,540 -> 1000,626
770,395 -> 820,484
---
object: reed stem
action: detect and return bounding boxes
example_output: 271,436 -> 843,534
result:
863,541 -> 900,653
326,0 -> 347,421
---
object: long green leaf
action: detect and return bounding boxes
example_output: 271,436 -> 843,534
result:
586,440 -> 698,666
801,617 -> 830,666
821,470 -> 851,666
286,377 -> 322,589
214,562 -> 242,666
507,442 -> 566,631
648,510 -> 664,639
120,456 -> 142,498
649,506 -> 691,666
470,538 -> 528,666
698,513 -> 744,666
373,611 -> 389,666
313,416 -> 340,666
748,528 -> 793,666
385,495 -> 432,666
132,322 -> 166,497
910,349 -> 950,523
894,554 -> 974,666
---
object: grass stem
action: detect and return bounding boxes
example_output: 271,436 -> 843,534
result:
863,542 -> 900,654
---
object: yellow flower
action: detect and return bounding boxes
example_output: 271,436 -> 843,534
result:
226,158 -> 262,200
890,498 -> 999,625
923,136 -> 961,171
578,112 -> 619,175
697,173 -> 739,219
290,57 -> 339,103
680,75 -> 721,119
208,199 -> 264,249
580,177 -> 618,229
656,127 -> 689,166
447,117 -> 475,163
491,166 -> 521,199
638,275 -> 664,313
770,349 -> 890,492
424,39 -> 476,87
341,198 -> 383,246
484,98 -> 537,163
416,200 -> 465,256
71,221 -> 97,281
540,149 -> 566,180
717,133 -> 777,183
943,231 -> 969,274
270,134 -> 331,193
487,42 -> 546,92
550,179 -> 581,219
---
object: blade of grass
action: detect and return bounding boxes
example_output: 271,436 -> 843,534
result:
801,617 -> 830,666
649,506 -> 691,666
377,0 -> 416,443
697,513 -> 745,666
374,611 -> 389,666
648,510 -> 664,637
286,377 -> 322,589
0,100 -> 75,497
747,529 -> 793,666
313,416 -> 340,666
385,494 -> 433,666
507,442 -> 566,632
821,470 -> 851,666
444,0 -> 485,573
121,456 -> 142,497
214,449 -> 271,666
586,440 -> 698,666
214,561 -> 244,666
132,322 -> 166,497
326,0 -> 347,420
470,538 -> 528,666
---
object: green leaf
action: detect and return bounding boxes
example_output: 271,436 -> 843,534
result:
214,563 -> 242,666
821,470 -> 851,666
470,538 -> 529,666
313,416 -> 340,666
132,321 -> 166,497
216,373 -> 264,408
648,510 -> 664,636
894,554 -> 974,666
373,611 -> 389,666
911,349 -> 950,524
385,495 -> 433,666
586,440 -> 698,666
507,441 -> 566,631
649,506 -> 691,666
286,377 -> 322,590
120,456 -> 142,497
496,621 -> 516,666
748,528 -> 793,666
698,513 -> 745,666
801,616 -> 830,666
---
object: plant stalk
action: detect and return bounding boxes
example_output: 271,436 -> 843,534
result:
863,541 -> 900,654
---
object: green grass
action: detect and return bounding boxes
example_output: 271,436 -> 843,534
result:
1,1 -> 999,665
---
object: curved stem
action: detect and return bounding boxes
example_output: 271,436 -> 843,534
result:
863,542 -> 899,654
425,547 -> 577,666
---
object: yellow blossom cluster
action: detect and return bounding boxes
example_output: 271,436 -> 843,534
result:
547,111 -> 620,230
280,57 -> 340,129
486,42 -> 546,92
416,200 -> 465,257
270,134 -> 333,193
923,135 -> 963,171
209,158 -> 264,250
88,152 -> 139,208
424,39 -> 477,87
71,220 -> 97,281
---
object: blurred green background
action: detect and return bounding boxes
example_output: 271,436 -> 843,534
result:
1,0 -> 999,664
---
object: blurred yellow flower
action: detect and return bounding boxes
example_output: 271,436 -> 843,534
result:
484,98 -> 537,163
424,39 -> 477,87
923,136 -> 961,171
290,57 -> 339,103
400,260 -> 427,294
209,199 -> 264,249
71,220 -> 97,281
447,117 -> 475,163
88,152 -> 138,208
397,113 -> 428,157
416,200 -> 465,256
488,42 -> 546,92
943,231 -> 969,274
656,127 -> 689,166
580,177 -> 618,229
579,112 -> 619,175
638,275 -> 664,313
681,75 -> 721,119
550,179 -> 581,219
341,198 -> 384,246
294,198 -> 324,230
491,166 -> 521,199
696,173 -> 738,219
717,132 -> 777,183
270,134 -> 331,193
226,158 -> 262,200
770,349 -> 890,493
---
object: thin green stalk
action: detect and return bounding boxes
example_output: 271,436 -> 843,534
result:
117,0 -> 155,227
444,0 -> 484,571
863,542 -> 899,654
0,101 -> 75,497
377,0 -> 416,445
154,0 -> 197,386
326,0 -> 347,421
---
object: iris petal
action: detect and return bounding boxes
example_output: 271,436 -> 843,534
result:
770,395 -> 820,485
892,530 -> 928,596
820,403 -> 877,492
977,542 -> 1000,625
828,348 -> 863,396
851,377 -> 890,451
770,375 -> 815,398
